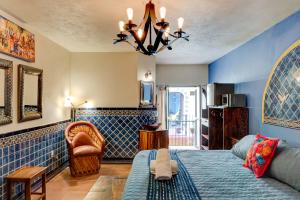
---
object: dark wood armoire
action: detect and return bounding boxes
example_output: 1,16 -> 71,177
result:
201,107 -> 248,150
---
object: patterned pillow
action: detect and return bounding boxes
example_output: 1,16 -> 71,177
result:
243,134 -> 279,177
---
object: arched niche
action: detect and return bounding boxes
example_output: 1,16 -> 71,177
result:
262,40 -> 300,129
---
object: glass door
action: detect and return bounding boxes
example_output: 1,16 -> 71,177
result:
167,86 -> 200,149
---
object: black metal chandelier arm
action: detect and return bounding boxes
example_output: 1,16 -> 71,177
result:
157,37 -> 179,53
146,0 -> 162,30
138,1 -> 151,29
140,19 -> 151,44
116,40 -> 144,54
182,35 -> 190,41
125,40 -> 147,54
129,30 -> 150,55
124,40 -> 137,49
168,33 -> 180,38
153,27 -> 168,46
136,1 -> 161,34
153,29 -> 164,52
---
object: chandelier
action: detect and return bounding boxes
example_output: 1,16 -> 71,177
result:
113,0 -> 189,56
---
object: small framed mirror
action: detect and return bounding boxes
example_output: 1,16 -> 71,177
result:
0,58 -> 13,126
140,81 -> 154,107
18,65 -> 43,122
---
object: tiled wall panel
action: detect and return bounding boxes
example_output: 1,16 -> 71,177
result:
76,108 -> 157,159
263,42 -> 300,129
0,121 -> 69,200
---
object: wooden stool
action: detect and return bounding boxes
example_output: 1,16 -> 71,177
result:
6,166 -> 47,200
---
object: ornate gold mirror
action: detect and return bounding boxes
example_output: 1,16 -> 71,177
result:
18,65 -> 43,122
0,58 -> 13,126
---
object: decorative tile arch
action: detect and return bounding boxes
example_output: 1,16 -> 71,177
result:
262,39 -> 300,129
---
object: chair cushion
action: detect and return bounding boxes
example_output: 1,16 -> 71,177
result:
73,145 -> 102,157
231,135 -> 256,160
243,134 -> 279,178
72,131 -> 97,148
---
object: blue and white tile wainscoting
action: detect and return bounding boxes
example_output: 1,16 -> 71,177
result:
76,107 -> 157,160
0,120 -> 70,200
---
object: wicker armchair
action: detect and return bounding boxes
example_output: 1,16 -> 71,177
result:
65,121 -> 105,177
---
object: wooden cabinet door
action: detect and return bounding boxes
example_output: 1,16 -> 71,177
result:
223,108 -> 249,149
139,130 -> 155,150
139,130 -> 169,150
208,108 -> 224,149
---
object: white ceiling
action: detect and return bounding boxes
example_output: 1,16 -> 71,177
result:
0,0 -> 299,64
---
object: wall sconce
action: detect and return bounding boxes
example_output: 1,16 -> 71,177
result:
65,96 -> 89,122
145,71 -> 152,81
293,68 -> 300,84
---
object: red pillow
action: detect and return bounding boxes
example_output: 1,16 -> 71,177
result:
243,134 -> 279,177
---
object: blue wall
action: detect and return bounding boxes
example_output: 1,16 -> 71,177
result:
209,11 -> 300,147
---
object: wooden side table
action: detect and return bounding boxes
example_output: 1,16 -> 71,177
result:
139,129 -> 169,150
6,166 -> 47,200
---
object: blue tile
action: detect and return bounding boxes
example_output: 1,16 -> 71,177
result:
21,158 -> 25,166
15,151 -> 20,160
2,156 -> 8,165
9,162 -> 14,171
15,160 -> 20,169
3,164 -> 8,175
3,147 -> 8,156
15,144 -> 20,152
9,154 -> 14,162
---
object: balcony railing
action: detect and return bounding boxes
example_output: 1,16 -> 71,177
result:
168,120 -> 197,146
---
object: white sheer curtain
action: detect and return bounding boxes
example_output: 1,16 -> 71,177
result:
156,86 -> 167,129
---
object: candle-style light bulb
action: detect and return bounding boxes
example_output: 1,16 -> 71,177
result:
160,7 -> 166,20
127,8 -> 133,21
178,17 -> 184,29
164,27 -> 170,38
137,29 -> 143,39
119,21 -> 125,32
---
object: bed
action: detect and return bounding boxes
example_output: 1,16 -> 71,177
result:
122,150 -> 300,200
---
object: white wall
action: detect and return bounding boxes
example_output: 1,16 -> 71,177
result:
70,52 -> 156,107
0,9 -> 71,134
137,55 -> 156,82
156,64 -> 208,86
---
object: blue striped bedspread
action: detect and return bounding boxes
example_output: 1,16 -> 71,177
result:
147,150 -> 201,200
122,150 -> 300,200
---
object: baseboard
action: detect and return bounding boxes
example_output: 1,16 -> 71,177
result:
45,161 -> 69,181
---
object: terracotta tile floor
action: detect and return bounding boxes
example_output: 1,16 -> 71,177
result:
84,176 -> 127,200
45,164 -> 132,200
